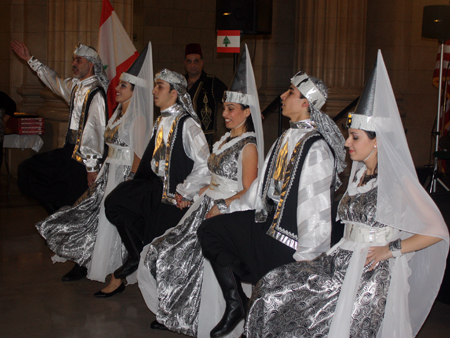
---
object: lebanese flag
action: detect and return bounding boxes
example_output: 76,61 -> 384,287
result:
217,30 -> 240,53
98,0 -> 139,117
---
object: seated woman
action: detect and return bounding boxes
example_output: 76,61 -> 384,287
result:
243,51 -> 449,338
136,45 -> 264,338
35,43 -> 154,296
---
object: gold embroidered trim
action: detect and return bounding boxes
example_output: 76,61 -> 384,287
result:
72,88 -> 92,166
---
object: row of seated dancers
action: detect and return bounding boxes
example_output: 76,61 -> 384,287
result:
19,41 -> 449,338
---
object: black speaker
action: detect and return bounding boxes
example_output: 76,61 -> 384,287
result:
216,0 -> 273,35
422,5 -> 450,42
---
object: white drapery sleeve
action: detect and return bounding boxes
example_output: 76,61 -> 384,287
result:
79,92 -> 106,171
176,118 -> 211,200
28,57 -> 73,103
294,139 -> 333,261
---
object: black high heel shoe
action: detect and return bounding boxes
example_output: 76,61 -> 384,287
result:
150,320 -> 168,331
93,282 -> 125,298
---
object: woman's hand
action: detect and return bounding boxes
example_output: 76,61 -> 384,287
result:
205,205 -> 221,219
87,171 -> 98,187
175,192 -> 191,209
198,185 -> 209,196
365,245 -> 393,271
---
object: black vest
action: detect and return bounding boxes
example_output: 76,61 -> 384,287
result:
187,71 -> 224,135
259,130 -> 327,250
135,113 -> 194,205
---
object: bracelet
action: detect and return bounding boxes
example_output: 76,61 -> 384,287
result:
389,238 -> 402,258
127,172 -> 136,180
215,199 -> 228,213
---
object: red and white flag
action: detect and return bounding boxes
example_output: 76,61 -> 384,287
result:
433,40 -> 450,134
217,30 -> 240,53
98,0 -> 139,117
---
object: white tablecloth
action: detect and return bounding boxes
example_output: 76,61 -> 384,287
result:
3,134 -> 43,152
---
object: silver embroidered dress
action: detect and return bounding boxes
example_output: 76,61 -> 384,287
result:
35,106 -> 132,282
137,132 -> 256,338
244,168 -> 396,338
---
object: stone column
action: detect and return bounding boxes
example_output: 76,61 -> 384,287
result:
10,0 -> 48,114
295,0 -> 367,116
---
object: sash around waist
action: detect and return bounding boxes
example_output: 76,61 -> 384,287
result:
343,222 -> 396,245
209,174 -> 239,195
107,145 -> 132,163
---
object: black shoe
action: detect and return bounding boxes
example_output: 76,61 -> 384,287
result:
93,282 -> 125,298
150,320 -> 168,331
113,256 -> 139,279
61,264 -> 87,282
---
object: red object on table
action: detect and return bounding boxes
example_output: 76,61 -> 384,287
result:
5,113 -> 44,135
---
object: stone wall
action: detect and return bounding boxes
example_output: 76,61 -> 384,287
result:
366,0 -> 449,167
2,0 -> 449,170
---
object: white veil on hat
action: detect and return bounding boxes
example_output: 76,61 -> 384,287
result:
348,50 -> 449,336
118,42 -> 154,159
223,44 -> 264,173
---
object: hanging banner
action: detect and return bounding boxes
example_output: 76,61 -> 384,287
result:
98,0 -> 138,117
217,30 -> 240,53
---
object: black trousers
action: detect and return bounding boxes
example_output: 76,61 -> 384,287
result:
104,177 -> 187,246
17,144 -> 87,212
198,210 -> 296,285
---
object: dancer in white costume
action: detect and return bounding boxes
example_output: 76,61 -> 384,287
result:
36,43 -> 153,296
137,45 -> 264,337
243,51 -> 449,338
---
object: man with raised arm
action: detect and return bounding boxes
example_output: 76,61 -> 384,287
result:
12,41 -> 109,282
11,41 -> 109,214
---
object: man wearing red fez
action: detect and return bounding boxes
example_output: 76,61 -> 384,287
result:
184,43 -> 227,149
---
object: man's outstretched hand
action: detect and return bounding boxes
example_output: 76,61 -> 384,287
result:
11,40 -> 32,62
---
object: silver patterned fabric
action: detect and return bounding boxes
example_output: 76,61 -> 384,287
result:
35,113 -> 130,270
244,185 -> 392,338
142,134 -> 256,336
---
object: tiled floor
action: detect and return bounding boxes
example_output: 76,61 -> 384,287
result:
1,174 -> 449,338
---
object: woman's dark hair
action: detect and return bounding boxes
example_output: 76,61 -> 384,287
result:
240,104 -> 255,132
364,130 -> 376,140
130,83 -> 135,91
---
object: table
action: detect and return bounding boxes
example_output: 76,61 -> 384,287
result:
3,134 -> 44,203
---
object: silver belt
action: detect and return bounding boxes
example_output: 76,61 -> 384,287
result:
344,223 -> 395,245
108,146 -> 132,162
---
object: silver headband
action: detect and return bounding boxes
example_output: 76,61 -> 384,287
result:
74,44 -> 99,60
291,72 -> 327,110
154,68 -> 187,95
73,44 -> 109,93
154,68 -> 200,124
120,72 -> 147,87
347,112 -> 376,132
223,91 -> 251,106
